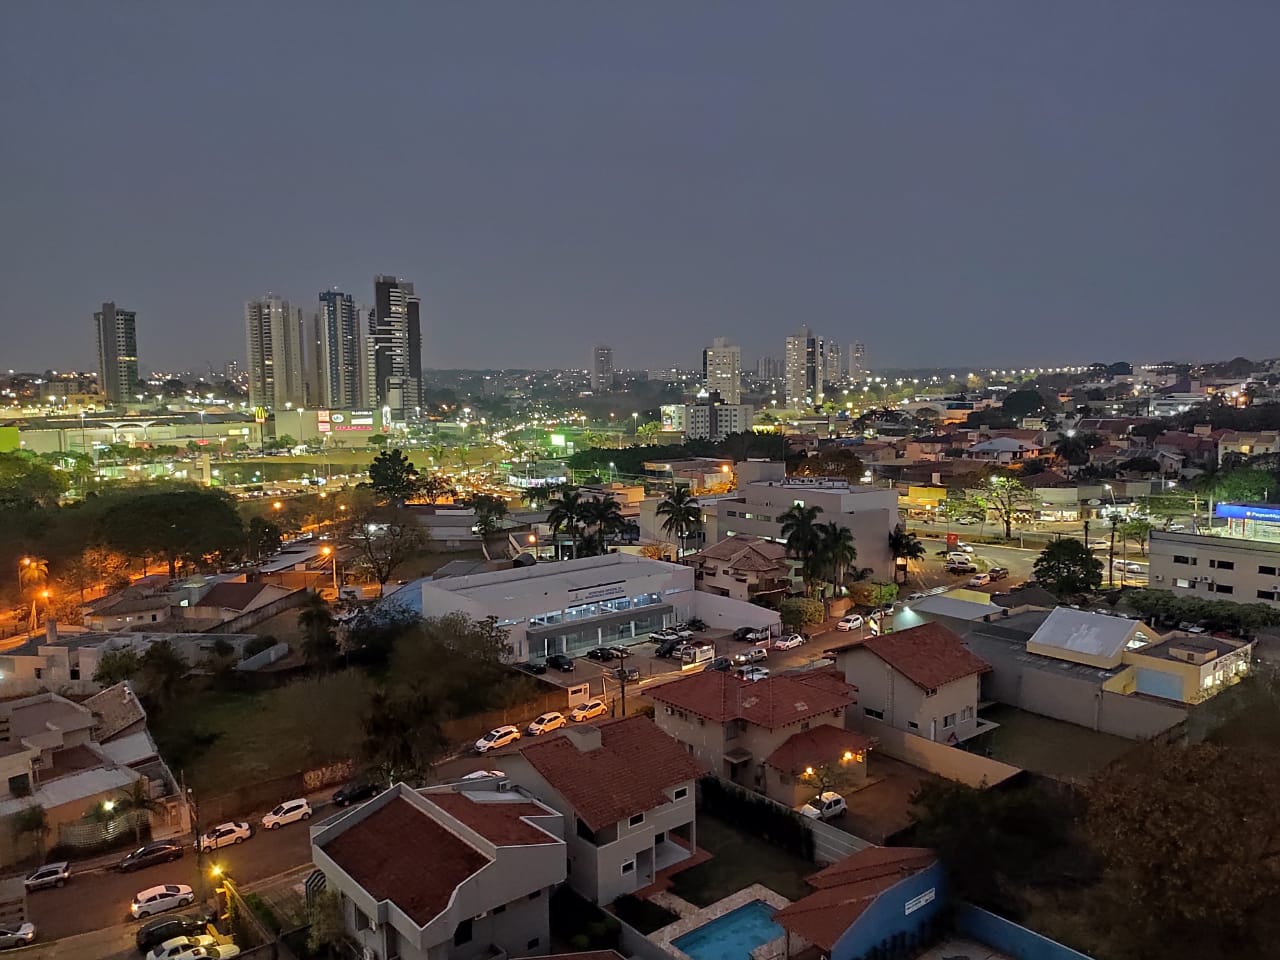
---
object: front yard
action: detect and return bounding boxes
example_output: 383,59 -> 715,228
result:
668,814 -> 814,905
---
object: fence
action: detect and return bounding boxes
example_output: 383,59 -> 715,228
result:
955,904 -> 1096,960
205,588 -> 309,635
808,816 -> 871,864
196,761 -> 353,824
56,808 -> 149,849
858,724 -> 1022,788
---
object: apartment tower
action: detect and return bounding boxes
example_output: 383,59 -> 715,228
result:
245,295 -> 307,411
93,302 -> 140,404
702,337 -> 742,405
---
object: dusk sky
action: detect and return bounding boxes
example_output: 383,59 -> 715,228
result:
2,2 -> 1277,375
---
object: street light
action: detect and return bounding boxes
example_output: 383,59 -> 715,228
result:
320,545 -> 338,594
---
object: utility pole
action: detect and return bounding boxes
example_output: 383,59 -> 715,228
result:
1108,516 -> 1118,590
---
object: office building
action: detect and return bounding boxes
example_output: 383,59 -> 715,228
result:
369,275 -> 422,419
1149,519 -> 1280,609
93,302 -> 139,404
785,327 -> 834,408
312,289 -> 363,409
850,341 -> 867,378
245,296 -> 306,411
591,344 -> 614,392
702,336 -> 742,404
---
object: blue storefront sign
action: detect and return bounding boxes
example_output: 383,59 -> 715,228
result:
1215,503 -> 1280,524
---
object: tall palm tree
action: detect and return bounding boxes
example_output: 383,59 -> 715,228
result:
887,525 -> 926,583
779,504 -> 824,596
581,496 -> 626,554
426,443 -> 448,469
115,779 -> 163,844
817,522 -> 858,598
546,488 -> 585,559
656,487 -> 701,558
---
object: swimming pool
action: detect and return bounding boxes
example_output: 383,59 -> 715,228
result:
672,900 -> 784,960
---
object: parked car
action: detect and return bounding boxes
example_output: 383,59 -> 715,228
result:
773,633 -> 805,650
732,646 -> 768,666
955,516 -> 978,525
945,561 -> 977,575
23,862 -> 69,892
685,617 -> 707,631
261,798 -> 312,830
585,647 -> 616,662
799,791 -> 847,821
650,629 -> 679,643
131,884 -> 195,919
1166,523 -> 1186,532
987,567 -> 1009,581
956,542 -> 975,553
149,935 -> 217,960
615,665 -> 640,682
0,924 -> 35,950
967,573 -> 991,587
182,947 -> 241,959
706,656 -> 732,672
331,780 -> 379,807
545,654 -> 574,672
197,822 -> 251,852
1086,539 -> 1109,550
836,615 -> 864,631
905,592 -> 927,602
118,840 -> 185,873
654,638 -> 680,658
732,626 -> 756,641
569,699 -> 608,722
515,660 -> 547,675
527,712 -> 567,736
946,552 -> 971,564
735,627 -> 770,643
737,666 -> 770,682
135,915 -> 210,954
475,725 -> 521,753
608,646 -> 632,658
670,625 -> 694,640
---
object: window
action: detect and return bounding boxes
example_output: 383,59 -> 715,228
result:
673,787 -> 688,801
655,831 -> 666,844
1258,590 -> 1277,602
1213,584 -> 1234,595
1173,555 -> 1194,565
863,707 -> 884,720
1209,559 -> 1235,570
527,939 -> 540,951
386,927 -> 401,960
355,908 -> 371,932
453,920 -> 473,947
628,813 -> 645,827
621,860 -> 635,875
961,705 -> 974,721
1260,565 -> 1278,577
943,713 -> 956,729
1174,578 -> 1193,589
907,721 -> 919,730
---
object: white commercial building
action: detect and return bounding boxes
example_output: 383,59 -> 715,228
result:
1149,524 -> 1280,608
419,553 -> 778,662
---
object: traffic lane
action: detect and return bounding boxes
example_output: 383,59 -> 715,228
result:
27,820 -> 313,942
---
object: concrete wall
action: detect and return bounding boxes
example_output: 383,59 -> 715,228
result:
689,591 -> 781,635
202,588 -> 307,635
831,862 -> 947,960
837,648 -> 981,742
850,724 -> 1020,788
955,904 -> 1095,960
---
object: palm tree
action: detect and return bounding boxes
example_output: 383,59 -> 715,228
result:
297,591 -> 337,671
426,443 -> 448,469
546,488 -> 586,559
779,504 -> 824,596
578,497 -> 626,556
656,487 -> 701,558
115,779 -> 163,844
887,525 -> 926,583
817,522 -> 858,597
635,421 -> 661,445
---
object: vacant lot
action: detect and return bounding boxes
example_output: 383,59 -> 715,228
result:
669,814 -> 813,905
975,704 -> 1136,782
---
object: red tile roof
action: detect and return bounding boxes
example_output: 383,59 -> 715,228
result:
826,623 -> 990,691
320,796 -> 490,926
764,725 -> 876,776
773,847 -> 937,950
426,792 -> 561,847
515,716 -> 702,832
197,581 -> 271,611
645,671 -> 855,731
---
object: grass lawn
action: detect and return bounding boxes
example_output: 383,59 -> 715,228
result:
152,670 -> 370,793
669,814 -> 814,906
975,704 -> 1136,782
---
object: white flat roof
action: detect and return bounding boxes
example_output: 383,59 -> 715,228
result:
421,554 -> 685,606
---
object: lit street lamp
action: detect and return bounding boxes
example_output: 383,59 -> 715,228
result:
320,545 -> 339,594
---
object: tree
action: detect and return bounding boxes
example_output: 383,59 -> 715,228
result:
816,522 -> 857,598
361,688 -> 447,786
975,475 -> 1033,539
367,448 -> 419,505
635,421 -> 662,444
779,598 -> 825,633
307,888 -> 351,955
780,503 -> 824,596
546,488 -> 586,559
887,525 -> 925,583
10,805 -> 49,861
656,487 -> 701,558
100,488 -> 244,578
93,648 -> 142,686
348,502 -> 427,596
465,494 -> 509,560
0,452 -> 69,510
297,591 -> 338,672
579,496 -> 626,556
791,449 -> 865,484
245,516 -> 282,562
1033,539 -> 1103,597
1001,389 -> 1050,419
138,640 -> 188,713
419,473 -> 453,505
1118,518 -> 1154,556
1213,466 -> 1279,505
114,778 -> 162,844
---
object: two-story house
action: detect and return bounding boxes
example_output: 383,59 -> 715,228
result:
646,669 -> 870,807
826,624 -> 991,744
497,717 -> 701,905
311,781 -> 566,960
682,536 -> 793,603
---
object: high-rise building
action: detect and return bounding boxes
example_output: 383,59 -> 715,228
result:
850,341 -> 867,379
369,275 -> 421,419
702,337 -> 742,405
824,341 -> 843,387
756,356 -> 780,379
784,328 -> 838,408
683,391 -> 754,441
312,289 -> 363,409
591,345 -> 614,392
245,295 -> 306,411
93,302 -> 139,404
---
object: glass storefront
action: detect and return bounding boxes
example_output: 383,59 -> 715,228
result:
526,604 -> 674,659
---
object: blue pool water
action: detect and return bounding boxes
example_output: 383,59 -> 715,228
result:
672,901 -> 784,960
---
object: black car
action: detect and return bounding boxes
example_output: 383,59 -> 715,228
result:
135,913 -> 210,953
988,566 -> 1009,581
655,639 -> 680,658
515,660 -> 547,675
706,656 -> 732,672
117,839 -> 184,873
615,666 -> 640,682
686,617 -> 707,632
586,647 -> 616,662
332,780 -> 379,807
545,654 -> 574,672
732,626 -> 755,641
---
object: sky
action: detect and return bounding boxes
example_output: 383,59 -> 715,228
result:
2,2 -> 1277,376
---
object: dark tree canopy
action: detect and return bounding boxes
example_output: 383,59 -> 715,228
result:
367,448 -> 419,504
99,487 -> 244,577
1033,539 -> 1103,597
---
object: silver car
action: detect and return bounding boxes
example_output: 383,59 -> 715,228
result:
23,862 -> 69,891
0,923 -> 36,949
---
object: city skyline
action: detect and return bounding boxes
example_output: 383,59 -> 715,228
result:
4,4 -> 1279,373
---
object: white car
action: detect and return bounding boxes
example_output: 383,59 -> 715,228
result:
569,699 -> 608,722
738,666 -> 770,682
650,629 -> 679,642
0,923 -> 35,950
956,542 -> 975,553
475,725 -> 521,753
955,516 -> 978,525
799,791 -> 847,821
175,947 -> 241,960
261,798 -> 312,830
527,712 -> 567,736
23,861 -> 69,891
150,935 -> 217,960
773,633 -> 805,650
462,769 -> 505,780
131,884 -> 195,919
905,593 -> 927,602
197,821 -> 251,852
836,615 -> 864,631
967,573 -> 991,587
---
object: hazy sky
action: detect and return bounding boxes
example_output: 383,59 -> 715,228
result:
2,2 -> 1277,376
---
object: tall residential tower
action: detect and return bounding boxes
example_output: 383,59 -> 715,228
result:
591,345 -> 615,392
245,295 -> 306,411
702,337 -> 742,404
94,302 -> 139,404
313,289 -> 363,409
368,275 -> 421,419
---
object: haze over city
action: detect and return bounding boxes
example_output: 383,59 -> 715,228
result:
3,1 -> 1278,373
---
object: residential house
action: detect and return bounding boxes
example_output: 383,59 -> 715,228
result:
964,437 -> 1043,465
179,581 -> 297,627
1218,430 -> 1280,464
312,781 -> 565,960
826,624 -> 991,743
646,669 -> 867,807
83,590 -> 173,631
682,536 -> 793,603
498,718 -> 701,905
773,847 -> 945,960
902,436 -> 959,463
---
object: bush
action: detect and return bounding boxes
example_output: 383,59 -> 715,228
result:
614,894 -> 679,933
244,892 -> 282,934
551,887 -> 621,951
780,598 -> 825,632
698,775 -> 815,861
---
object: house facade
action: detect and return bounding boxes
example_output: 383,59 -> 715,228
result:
682,536 -> 793,603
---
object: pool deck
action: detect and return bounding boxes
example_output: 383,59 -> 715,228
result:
649,884 -> 792,960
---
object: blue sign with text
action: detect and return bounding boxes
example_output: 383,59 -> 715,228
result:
1215,503 -> 1280,524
